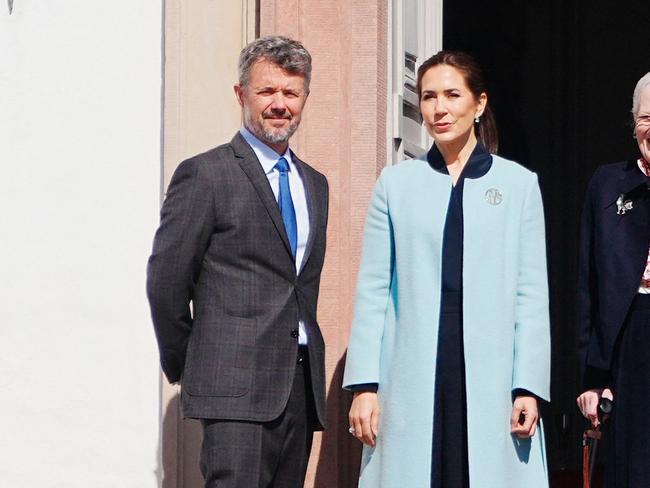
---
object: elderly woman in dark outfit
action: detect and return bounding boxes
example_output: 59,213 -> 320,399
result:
577,71 -> 650,488
343,51 -> 550,488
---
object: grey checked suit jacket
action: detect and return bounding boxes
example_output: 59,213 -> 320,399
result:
147,132 -> 329,428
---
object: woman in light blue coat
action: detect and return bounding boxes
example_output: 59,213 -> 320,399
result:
343,51 -> 550,487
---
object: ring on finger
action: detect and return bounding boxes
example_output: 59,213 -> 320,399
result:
348,427 -> 356,435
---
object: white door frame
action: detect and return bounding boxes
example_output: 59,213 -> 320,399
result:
388,0 -> 442,162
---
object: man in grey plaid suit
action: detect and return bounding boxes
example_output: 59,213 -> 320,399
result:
147,36 -> 329,488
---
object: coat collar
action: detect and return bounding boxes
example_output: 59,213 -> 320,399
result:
427,141 -> 493,180
616,158 -> 648,196
601,158 -> 650,211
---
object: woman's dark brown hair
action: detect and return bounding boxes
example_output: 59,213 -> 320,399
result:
416,50 -> 498,154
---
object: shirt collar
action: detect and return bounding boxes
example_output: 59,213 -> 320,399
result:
239,126 -> 293,174
427,141 -> 493,179
638,158 -> 650,177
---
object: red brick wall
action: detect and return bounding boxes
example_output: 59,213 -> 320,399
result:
260,2 -> 388,486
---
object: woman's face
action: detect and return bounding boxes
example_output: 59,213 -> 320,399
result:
419,64 -> 486,148
635,84 -> 650,162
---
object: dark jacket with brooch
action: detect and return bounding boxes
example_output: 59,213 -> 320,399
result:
577,159 -> 650,389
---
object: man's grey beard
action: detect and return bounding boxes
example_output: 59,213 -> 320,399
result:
244,109 -> 299,145
260,122 -> 299,143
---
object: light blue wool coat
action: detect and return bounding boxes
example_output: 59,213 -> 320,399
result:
343,154 -> 550,488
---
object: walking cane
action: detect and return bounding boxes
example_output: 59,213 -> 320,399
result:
582,397 -> 613,488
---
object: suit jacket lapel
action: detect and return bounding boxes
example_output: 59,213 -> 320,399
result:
293,154 -> 321,275
231,133 -> 295,261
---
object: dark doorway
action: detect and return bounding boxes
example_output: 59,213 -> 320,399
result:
443,0 -> 650,485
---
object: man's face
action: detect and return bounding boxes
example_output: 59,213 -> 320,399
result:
234,59 -> 308,151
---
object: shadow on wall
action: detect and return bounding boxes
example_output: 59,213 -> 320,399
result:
160,391 -> 203,488
314,352 -> 362,488
157,354 -> 362,488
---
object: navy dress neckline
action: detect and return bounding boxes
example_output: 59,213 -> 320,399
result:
427,141 -> 493,177
427,142 -> 492,292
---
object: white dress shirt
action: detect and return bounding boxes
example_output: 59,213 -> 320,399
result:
637,158 -> 650,294
240,127 -> 310,344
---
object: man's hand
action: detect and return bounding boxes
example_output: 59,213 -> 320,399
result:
349,391 -> 380,446
577,388 -> 613,428
510,395 -> 540,438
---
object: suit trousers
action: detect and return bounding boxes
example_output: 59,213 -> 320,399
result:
200,347 -> 316,488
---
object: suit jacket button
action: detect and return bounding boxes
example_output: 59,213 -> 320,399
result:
290,329 -> 299,339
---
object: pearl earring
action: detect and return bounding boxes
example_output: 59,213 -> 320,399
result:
475,116 -> 480,124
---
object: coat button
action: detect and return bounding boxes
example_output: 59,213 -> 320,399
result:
290,329 -> 299,339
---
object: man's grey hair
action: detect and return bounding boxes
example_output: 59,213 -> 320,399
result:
632,71 -> 650,117
238,36 -> 312,91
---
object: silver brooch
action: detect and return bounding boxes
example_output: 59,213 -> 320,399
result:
616,194 -> 633,215
485,188 -> 503,205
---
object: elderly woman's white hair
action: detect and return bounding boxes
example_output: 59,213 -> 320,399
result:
632,72 -> 650,118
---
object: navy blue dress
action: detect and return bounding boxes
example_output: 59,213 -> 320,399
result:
429,142 -> 492,488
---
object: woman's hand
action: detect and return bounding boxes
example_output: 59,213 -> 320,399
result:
349,391 -> 380,446
510,395 -> 540,438
577,388 -> 613,427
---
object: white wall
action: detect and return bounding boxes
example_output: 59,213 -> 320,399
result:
0,2 -> 162,487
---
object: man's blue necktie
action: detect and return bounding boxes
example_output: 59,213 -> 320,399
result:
274,157 -> 297,258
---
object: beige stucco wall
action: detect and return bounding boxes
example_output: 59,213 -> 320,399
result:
162,1 -> 388,486
163,0 -> 257,187
161,1 -> 257,487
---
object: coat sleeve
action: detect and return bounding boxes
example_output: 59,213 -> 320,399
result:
343,170 -> 394,389
146,157 -> 215,384
511,173 -> 551,402
576,168 -> 610,390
